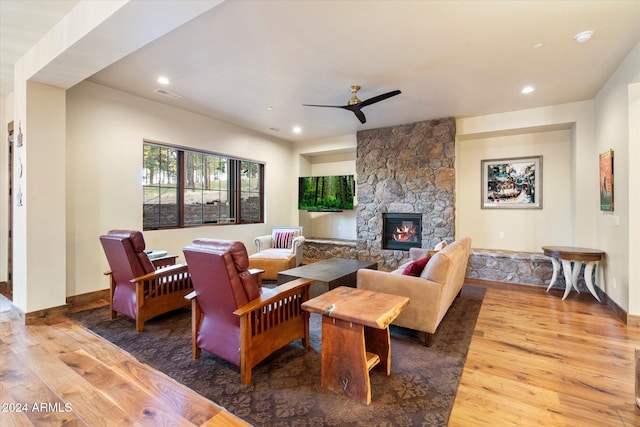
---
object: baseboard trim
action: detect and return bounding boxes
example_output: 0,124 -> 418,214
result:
601,291 -> 628,325
24,304 -> 69,324
21,289 -> 109,325
628,313 -> 640,328
66,289 -> 109,307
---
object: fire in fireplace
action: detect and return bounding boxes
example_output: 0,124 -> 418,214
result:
383,213 -> 422,250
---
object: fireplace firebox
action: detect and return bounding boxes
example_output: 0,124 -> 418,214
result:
382,213 -> 422,250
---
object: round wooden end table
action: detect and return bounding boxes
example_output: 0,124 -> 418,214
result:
541,246 -> 605,302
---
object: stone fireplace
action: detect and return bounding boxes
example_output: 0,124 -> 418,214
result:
382,213 -> 422,250
356,117 -> 456,270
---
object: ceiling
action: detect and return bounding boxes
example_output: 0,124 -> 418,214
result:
2,1 -> 640,143
0,0 -> 81,96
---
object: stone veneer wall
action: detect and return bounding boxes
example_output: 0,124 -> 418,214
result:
303,239 -> 358,261
356,117 -> 456,271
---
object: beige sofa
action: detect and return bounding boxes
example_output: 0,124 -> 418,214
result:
357,237 -> 472,346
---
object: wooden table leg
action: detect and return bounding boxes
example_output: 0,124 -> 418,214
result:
364,326 -> 391,375
321,316 -> 378,405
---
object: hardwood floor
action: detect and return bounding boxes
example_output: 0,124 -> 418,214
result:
450,282 -> 640,427
1,282 -> 639,426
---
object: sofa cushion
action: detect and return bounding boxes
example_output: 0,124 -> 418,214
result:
433,240 -> 448,251
273,231 -> 295,249
401,255 -> 431,276
420,252 -> 450,283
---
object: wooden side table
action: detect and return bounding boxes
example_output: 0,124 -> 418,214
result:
302,286 -> 409,405
542,246 -> 605,302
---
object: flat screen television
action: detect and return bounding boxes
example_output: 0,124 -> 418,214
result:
298,175 -> 355,211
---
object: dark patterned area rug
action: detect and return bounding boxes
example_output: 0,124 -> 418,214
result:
69,285 -> 484,427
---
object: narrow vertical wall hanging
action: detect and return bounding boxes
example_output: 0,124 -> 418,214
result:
599,149 -> 614,211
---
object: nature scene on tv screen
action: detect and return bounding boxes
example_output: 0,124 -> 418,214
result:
298,175 -> 355,211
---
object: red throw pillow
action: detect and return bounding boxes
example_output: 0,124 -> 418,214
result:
401,255 -> 431,277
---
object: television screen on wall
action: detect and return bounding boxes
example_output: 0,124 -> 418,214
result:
298,175 -> 355,211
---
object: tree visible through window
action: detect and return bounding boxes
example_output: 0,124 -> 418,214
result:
143,142 -> 263,229
143,145 -> 178,228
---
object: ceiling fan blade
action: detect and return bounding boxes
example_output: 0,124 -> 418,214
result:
302,103 -> 344,108
353,108 -> 367,124
359,90 -> 401,107
342,105 -> 367,123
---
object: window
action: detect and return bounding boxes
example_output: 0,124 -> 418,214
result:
143,142 -> 263,229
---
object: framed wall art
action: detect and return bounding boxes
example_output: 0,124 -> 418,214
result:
481,156 -> 542,209
599,149 -> 614,211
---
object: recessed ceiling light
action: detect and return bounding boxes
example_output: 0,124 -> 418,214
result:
292,126 -> 302,134
574,30 -> 594,43
521,86 -> 535,94
157,76 -> 170,85
266,106 -> 273,111
532,42 -> 544,49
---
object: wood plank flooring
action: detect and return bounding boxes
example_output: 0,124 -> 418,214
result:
450,282 -> 640,427
1,282 -> 639,426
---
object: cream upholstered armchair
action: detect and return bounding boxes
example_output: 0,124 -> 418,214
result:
254,226 -> 305,265
249,226 -> 305,279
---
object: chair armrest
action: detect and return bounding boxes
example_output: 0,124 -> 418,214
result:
130,263 -> 190,283
184,291 -> 197,301
233,278 -> 314,317
151,255 -> 178,269
254,235 -> 273,252
249,268 -> 264,287
291,236 -> 305,251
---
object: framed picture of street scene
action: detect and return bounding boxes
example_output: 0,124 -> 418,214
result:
481,156 -> 542,209
599,149 -> 614,211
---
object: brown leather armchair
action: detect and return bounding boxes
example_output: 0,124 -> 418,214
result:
99,230 -> 192,332
183,239 -> 313,385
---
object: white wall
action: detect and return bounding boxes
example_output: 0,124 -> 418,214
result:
593,41 -> 640,314
66,81 -> 296,297
305,159 -> 357,240
294,134 -> 357,240
456,101 -> 596,252
628,81 -> 640,319
457,128 -> 573,251
0,93 -> 12,283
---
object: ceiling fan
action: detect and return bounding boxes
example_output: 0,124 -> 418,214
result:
303,85 -> 401,124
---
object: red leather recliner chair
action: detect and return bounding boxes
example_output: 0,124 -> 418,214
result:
183,239 -> 314,385
99,230 -> 192,332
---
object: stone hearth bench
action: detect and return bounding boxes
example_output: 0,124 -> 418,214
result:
303,238 -> 358,261
466,248 -> 593,293
304,241 -> 593,292
466,249 -> 551,287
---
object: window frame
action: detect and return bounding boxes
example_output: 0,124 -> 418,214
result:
143,141 -> 264,230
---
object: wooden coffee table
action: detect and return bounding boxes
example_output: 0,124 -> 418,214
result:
277,258 -> 377,297
301,286 -> 409,405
